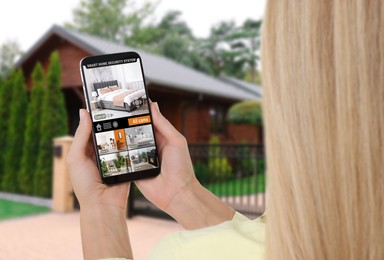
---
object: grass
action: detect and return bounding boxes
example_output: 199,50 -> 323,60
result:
206,174 -> 266,197
0,199 -> 51,221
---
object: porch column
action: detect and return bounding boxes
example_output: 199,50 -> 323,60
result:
52,136 -> 74,212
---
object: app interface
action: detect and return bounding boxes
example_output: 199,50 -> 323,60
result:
82,58 -> 159,177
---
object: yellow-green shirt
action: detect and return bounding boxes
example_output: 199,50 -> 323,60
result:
147,212 -> 265,260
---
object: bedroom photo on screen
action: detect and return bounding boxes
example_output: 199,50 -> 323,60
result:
82,60 -> 149,122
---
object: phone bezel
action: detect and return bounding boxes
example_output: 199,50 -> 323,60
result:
80,51 -> 161,184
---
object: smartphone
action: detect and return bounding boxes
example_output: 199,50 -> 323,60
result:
80,52 -> 160,184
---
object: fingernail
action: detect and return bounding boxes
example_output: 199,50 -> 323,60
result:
154,102 -> 160,113
79,109 -> 85,122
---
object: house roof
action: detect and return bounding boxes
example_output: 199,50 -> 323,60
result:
219,76 -> 262,99
17,25 -> 261,101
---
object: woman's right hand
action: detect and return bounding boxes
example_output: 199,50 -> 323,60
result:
135,102 -> 234,229
135,102 -> 197,213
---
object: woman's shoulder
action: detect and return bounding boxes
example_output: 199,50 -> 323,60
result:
148,212 -> 265,260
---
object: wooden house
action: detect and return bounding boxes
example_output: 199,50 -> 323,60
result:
16,25 -> 262,144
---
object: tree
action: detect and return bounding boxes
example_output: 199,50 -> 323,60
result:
199,19 -> 262,81
152,11 -> 212,74
0,73 -> 13,186
65,0 -> 155,43
34,52 -> 68,197
66,0 -> 261,80
230,19 -> 261,83
139,11 -> 192,55
19,63 -> 45,195
1,70 -> 28,192
47,52 -> 68,138
0,40 -> 22,77
67,2 -> 212,75
200,21 -> 237,77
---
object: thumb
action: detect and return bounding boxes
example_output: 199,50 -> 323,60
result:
150,101 -> 183,141
68,109 -> 93,160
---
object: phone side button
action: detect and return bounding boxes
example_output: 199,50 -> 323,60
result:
82,84 -> 90,112
84,99 -> 89,112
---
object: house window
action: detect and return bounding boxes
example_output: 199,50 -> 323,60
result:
210,106 -> 226,134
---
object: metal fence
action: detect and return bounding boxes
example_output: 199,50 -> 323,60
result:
129,144 -> 266,219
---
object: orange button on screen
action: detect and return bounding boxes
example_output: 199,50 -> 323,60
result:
128,115 -> 151,126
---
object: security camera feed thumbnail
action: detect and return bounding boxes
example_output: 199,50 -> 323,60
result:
95,125 -> 158,176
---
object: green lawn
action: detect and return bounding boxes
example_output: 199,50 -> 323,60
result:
0,199 -> 51,221
206,174 -> 266,197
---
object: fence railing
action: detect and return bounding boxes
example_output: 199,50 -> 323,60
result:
129,144 -> 266,219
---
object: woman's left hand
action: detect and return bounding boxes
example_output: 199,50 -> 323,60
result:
66,109 -> 132,260
67,109 -> 130,210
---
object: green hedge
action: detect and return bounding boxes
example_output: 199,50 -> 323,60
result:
227,99 -> 262,126
0,52 -> 68,197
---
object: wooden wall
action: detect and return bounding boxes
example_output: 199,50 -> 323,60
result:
21,35 -> 260,144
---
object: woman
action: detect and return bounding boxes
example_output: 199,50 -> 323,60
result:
68,101 -> 264,259
67,0 -> 384,259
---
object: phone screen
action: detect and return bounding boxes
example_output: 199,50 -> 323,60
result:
80,52 -> 160,184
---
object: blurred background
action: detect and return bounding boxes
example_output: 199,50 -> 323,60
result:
0,0 -> 265,226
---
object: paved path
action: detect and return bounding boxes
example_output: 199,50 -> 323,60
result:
0,212 -> 182,260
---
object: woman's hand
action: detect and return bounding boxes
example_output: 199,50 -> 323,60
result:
135,102 -> 197,213
136,102 -> 235,229
67,109 -> 132,260
67,109 -> 130,210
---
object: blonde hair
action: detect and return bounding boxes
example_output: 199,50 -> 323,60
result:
262,1 -> 384,259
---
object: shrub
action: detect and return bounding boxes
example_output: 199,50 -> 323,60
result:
2,71 -> 28,192
207,136 -> 233,181
257,159 -> 265,175
19,63 -> 45,195
193,161 -> 208,183
227,99 -> 262,126
238,142 -> 258,177
34,52 -> 68,197
0,73 -> 13,187
114,159 -> 121,170
101,160 -> 108,174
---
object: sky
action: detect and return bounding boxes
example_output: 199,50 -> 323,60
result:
0,0 -> 266,52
